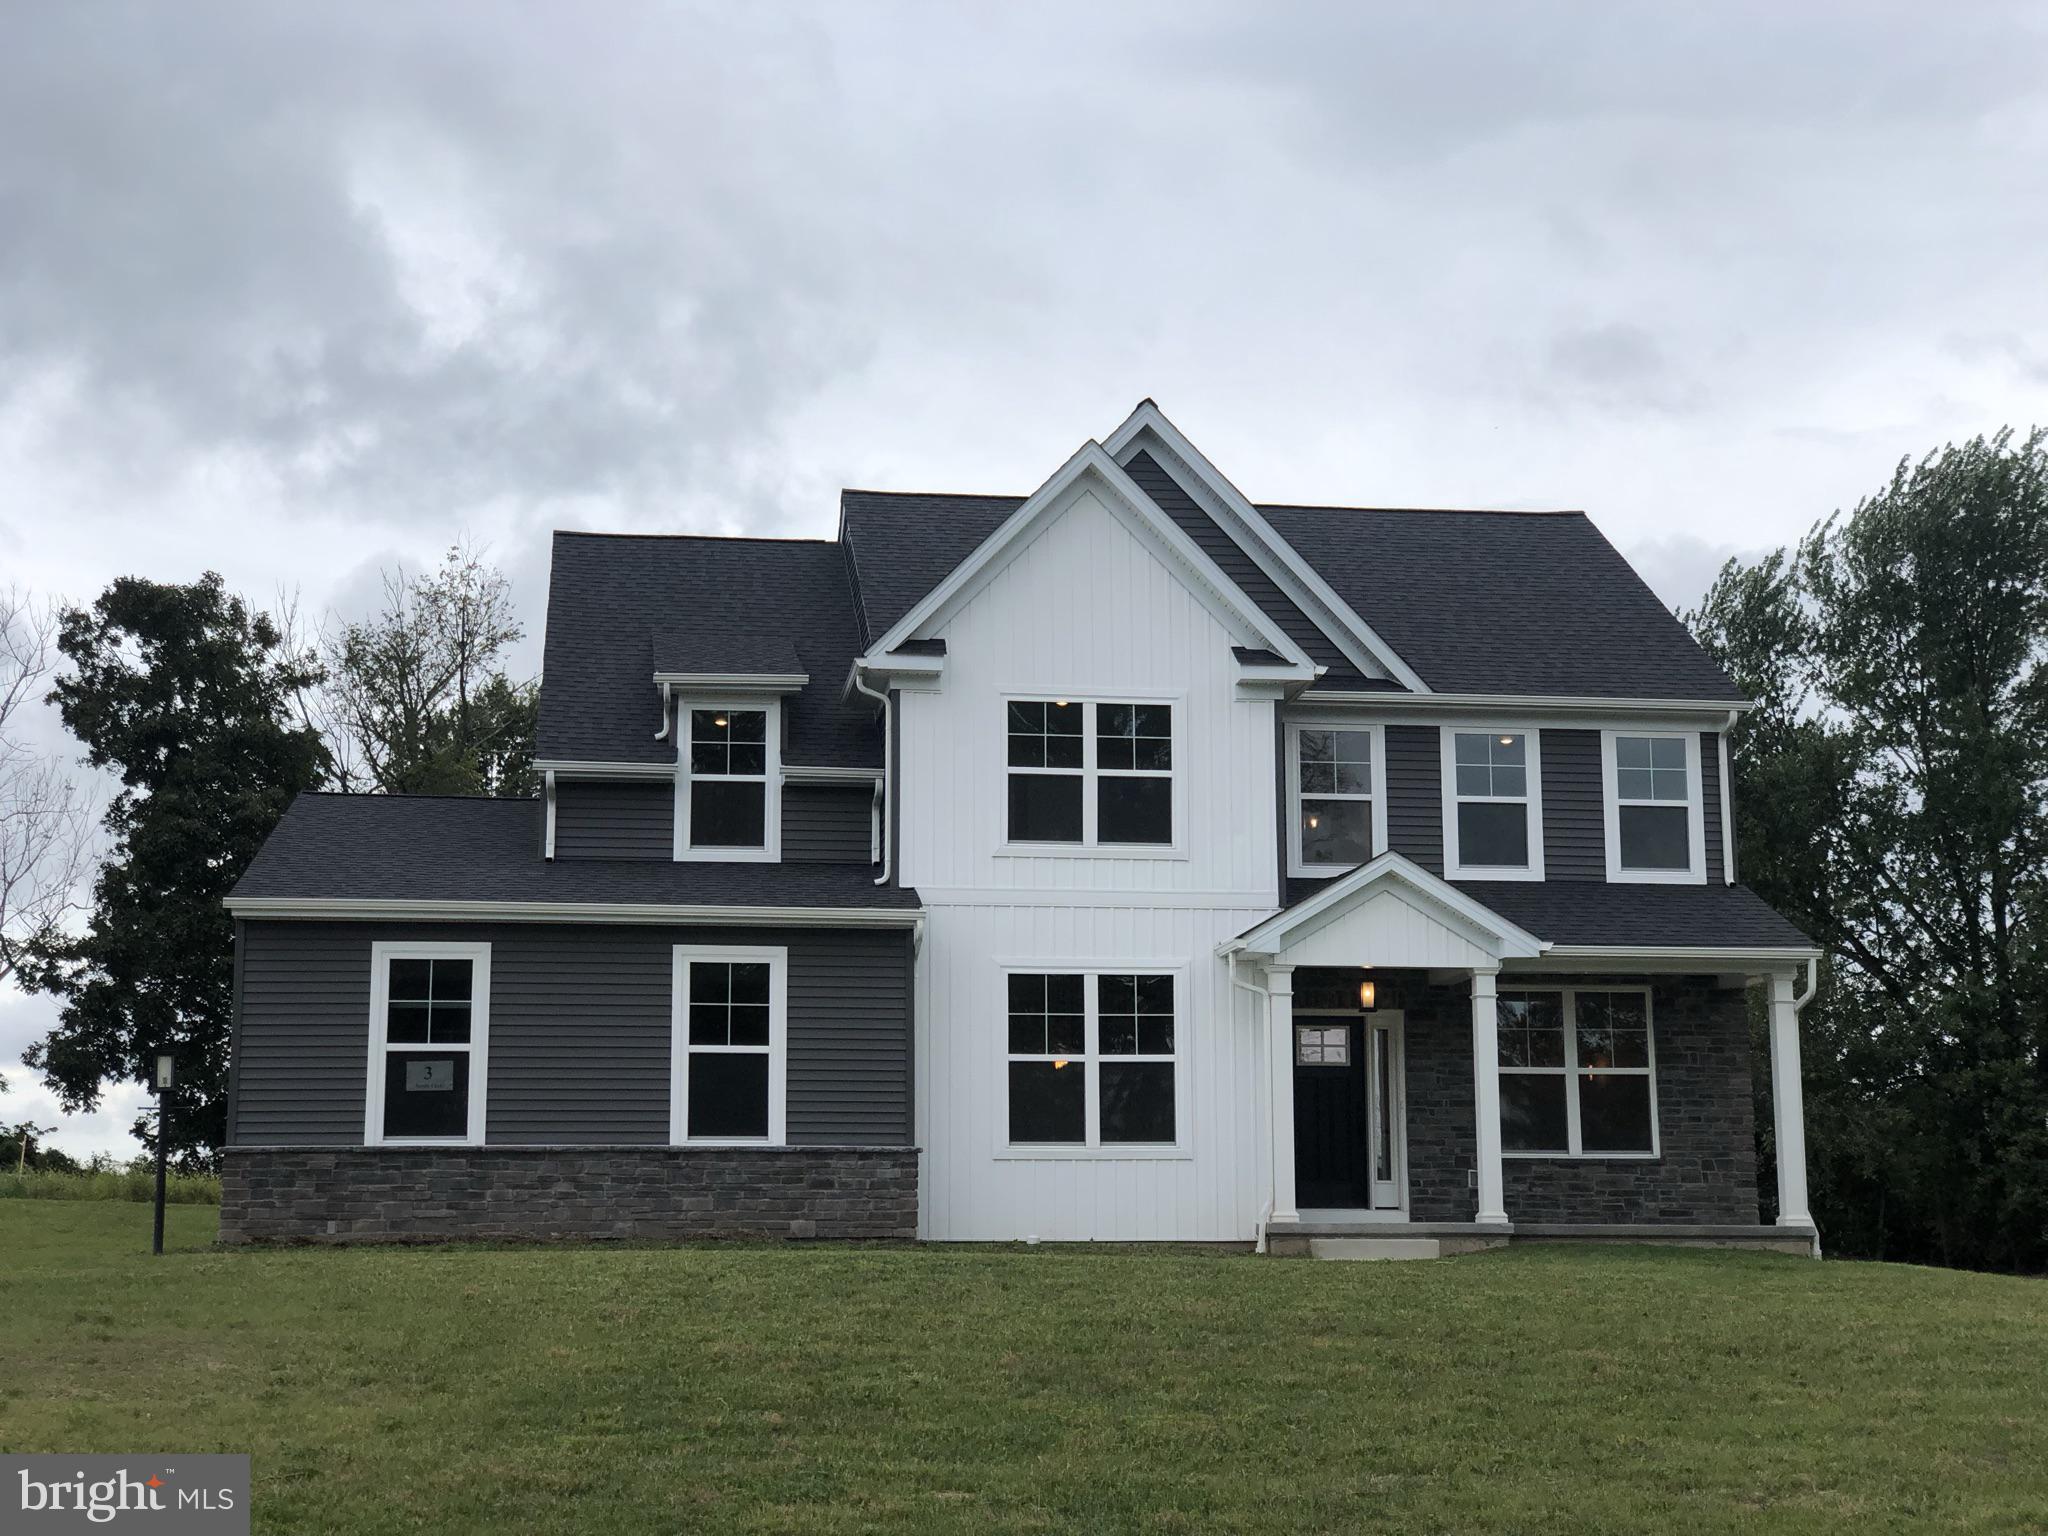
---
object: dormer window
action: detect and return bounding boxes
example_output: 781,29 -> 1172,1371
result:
1442,728 -> 1545,881
1286,722 -> 1385,876
1004,696 -> 1177,850
676,701 -> 781,861
1602,731 -> 1705,883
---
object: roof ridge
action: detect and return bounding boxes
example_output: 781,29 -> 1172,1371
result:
297,791 -> 537,804
840,488 -> 1025,501
554,529 -> 837,545
1259,503 -> 1586,518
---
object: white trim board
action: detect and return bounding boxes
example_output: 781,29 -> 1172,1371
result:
1221,849 -> 1547,961
860,440 -> 1314,676
1102,401 -> 1429,692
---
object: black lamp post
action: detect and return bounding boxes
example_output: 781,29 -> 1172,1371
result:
150,1052 -> 175,1257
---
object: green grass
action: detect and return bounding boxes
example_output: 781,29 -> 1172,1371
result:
3,1203 -> 2045,1534
0,1166 -> 221,1203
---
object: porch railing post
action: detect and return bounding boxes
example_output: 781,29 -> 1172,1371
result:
1470,966 -> 1509,1228
1267,964 -> 1299,1225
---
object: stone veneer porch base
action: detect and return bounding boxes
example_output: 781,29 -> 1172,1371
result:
219,1145 -> 920,1245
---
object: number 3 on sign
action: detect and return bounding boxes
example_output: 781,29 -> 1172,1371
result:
405,1060 -> 455,1092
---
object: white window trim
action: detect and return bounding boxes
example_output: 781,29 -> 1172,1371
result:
1285,720 -> 1388,877
1498,985 -> 1661,1160
997,692 -> 1188,859
993,960 -> 1192,1161
674,697 -> 782,863
670,944 -> 788,1146
1441,726 -> 1546,881
363,940 -> 492,1148
1601,729 -> 1707,885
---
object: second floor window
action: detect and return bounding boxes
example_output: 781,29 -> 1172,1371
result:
1288,724 -> 1380,874
1604,731 -> 1703,882
1006,699 -> 1173,847
1444,729 -> 1542,879
679,705 -> 776,858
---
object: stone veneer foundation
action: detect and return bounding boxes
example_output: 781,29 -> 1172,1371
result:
219,1145 -> 919,1244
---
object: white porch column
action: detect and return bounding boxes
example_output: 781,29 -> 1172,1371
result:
1768,969 -> 1814,1232
1267,964 -> 1299,1225
1470,966 -> 1509,1228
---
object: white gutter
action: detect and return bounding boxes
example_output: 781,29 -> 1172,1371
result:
1720,709 -> 1739,885
223,897 -> 924,928
850,664 -> 894,887
1301,690 -> 1758,716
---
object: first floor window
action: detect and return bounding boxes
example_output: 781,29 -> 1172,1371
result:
682,705 -> 772,852
1006,971 -> 1178,1147
1497,988 -> 1656,1156
368,943 -> 490,1144
1006,699 -> 1174,847
674,947 -> 786,1143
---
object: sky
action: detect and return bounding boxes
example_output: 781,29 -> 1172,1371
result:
4,1 -> 2048,1158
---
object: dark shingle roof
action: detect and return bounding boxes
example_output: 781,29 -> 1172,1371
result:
1260,504 -> 1743,701
837,487 -> 1744,702
231,795 -> 921,909
538,532 -> 880,768
1282,874 -> 1810,950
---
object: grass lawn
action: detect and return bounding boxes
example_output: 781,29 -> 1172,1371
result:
3,1203 -> 2045,1534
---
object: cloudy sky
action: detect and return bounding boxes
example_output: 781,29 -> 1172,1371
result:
5,1 -> 2047,1157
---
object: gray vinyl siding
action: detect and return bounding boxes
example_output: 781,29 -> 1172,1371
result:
554,780 -> 672,859
232,921 -> 913,1148
783,785 -> 873,864
1122,450 -> 1356,679
1541,729 -> 1606,881
1702,731 -> 1725,884
1384,725 -> 1443,874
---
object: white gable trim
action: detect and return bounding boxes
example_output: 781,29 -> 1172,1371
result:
1219,850 -> 1548,961
1104,401 -> 1432,693
860,440 -> 1313,672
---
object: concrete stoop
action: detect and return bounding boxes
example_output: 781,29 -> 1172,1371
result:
1308,1237 -> 1442,1261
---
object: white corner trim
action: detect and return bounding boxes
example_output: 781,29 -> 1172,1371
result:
1600,728 -> 1708,885
363,939 -> 492,1149
224,897 -> 923,927
862,439 -> 1313,672
671,943 -> 788,1146
1103,402 -> 1432,693
1440,725 -> 1547,882
1221,849 -> 1548,960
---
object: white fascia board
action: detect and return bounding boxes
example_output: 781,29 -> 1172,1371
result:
863,440 -> 1313,671
1104,402 -> 1431,693
782,765 -> 883,785
1302,690 -> 1755,721
534,759 -> 676,780
849,653 -> 945,680
652,672 -> 809,693
1219,849 -> 1547,960
223,897 -> 924,928
1517,945 -> 1822,972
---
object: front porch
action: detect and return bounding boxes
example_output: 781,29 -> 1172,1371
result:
1221,853 -> 1821,1257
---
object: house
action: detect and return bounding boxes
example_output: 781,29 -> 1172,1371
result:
219,402 -> 1821,1256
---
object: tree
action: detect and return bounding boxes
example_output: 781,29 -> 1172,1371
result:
0,588 -> 92,983
1689,428 -> 2048,1269
14,575 -> 328,1163
320,541 -> 537,797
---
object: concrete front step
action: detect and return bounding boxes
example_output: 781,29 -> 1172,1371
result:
1309,1237 -> 1442,1261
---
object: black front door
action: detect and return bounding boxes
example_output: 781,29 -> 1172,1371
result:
1293,1018 -> 1370,1209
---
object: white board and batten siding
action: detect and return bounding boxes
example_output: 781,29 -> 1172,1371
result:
898,482 -> 1286,1241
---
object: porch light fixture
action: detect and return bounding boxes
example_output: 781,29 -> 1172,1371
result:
1358,980 -> 1376,1010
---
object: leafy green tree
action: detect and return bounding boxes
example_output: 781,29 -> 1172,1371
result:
321,541 -> 537,797
15,575 -> 327,1163
1690,428 -> 2048,1269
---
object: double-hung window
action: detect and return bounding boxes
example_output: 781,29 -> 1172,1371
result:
1005,970 -> 1180,1149
672,945 -> 786,1144
1005,699 -> 1175,848
1602,731 -> 1705,882
1443,729 -> 1543,879
677,703 -> 779,860
1497,988 -> 1658,1156
1287,722 -> 1383,874
366,941 -> 490,1146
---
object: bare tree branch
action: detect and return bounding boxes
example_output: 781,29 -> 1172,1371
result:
0,588 -> 94,984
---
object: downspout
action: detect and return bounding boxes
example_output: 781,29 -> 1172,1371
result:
852,665 -> 893,886
1793,954 -> 1817,1014
1228,950 -> 1276,1253
543,769 -> 557,861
